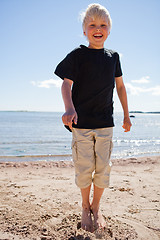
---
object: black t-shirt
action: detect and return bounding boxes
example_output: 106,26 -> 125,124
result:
55,45 -> 122,129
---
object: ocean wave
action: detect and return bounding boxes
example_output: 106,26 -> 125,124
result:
114,139 -> 160,144
0,140 -> 69,145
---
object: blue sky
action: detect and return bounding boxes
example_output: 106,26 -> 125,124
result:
0,0 -> 160,112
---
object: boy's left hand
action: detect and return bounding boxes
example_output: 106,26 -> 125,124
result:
122,117 -> 132,132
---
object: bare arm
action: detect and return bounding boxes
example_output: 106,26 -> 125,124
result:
61,78 -> 78,130
115,76 -> 132,132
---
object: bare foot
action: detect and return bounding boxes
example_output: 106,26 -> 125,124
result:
91,207 -> 106,230
81,208 -> 94,232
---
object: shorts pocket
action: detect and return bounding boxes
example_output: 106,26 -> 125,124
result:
72,140 -> 78,163
108,140 -> 113,167
109,140 -> 113,158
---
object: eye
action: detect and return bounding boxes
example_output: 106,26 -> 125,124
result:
101,24 -> 107,28
89,24 -> 95,27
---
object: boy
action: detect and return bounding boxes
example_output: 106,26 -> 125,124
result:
55,3 -> 131,233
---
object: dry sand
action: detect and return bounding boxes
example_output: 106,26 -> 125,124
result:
0,156 -> 159,240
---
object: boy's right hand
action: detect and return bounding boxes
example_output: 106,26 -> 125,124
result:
62,109 -> 78,130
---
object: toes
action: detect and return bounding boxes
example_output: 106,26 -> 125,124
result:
81,223 -> 94,233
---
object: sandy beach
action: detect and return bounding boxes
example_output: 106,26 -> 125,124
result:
0,156 -> 159,240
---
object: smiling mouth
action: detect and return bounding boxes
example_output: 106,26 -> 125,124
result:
93,34 -> 103,39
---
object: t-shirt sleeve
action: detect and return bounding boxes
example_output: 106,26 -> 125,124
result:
54,51 -> 76,81
115,53 -> 123,77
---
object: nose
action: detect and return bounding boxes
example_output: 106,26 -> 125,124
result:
96,25 -> 101,31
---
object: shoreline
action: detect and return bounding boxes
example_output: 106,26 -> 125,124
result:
0,155 -> 159,166
0,153 -> 160,163
0,155 -> 160,239
0,154 -> 73,163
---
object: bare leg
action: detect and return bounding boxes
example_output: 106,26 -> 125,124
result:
80,185 -> 93,232
91,185 -> 106,230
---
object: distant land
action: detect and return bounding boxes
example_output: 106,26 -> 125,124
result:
130,111 -> 160,114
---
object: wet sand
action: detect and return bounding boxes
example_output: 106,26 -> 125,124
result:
0,156 -> 159,240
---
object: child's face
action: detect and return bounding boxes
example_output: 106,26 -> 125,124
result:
84,17 -> 110,49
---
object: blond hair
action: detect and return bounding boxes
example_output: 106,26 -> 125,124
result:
81,3 -> 112,32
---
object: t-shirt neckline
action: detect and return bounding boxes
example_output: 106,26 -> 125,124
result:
80,45 -> 104,51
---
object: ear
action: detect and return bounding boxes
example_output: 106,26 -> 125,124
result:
83,31 -> 86,36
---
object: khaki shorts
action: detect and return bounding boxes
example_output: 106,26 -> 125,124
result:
72,127 -> 113,189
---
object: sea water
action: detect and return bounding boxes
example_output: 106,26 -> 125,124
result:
0,111 -> 160,161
